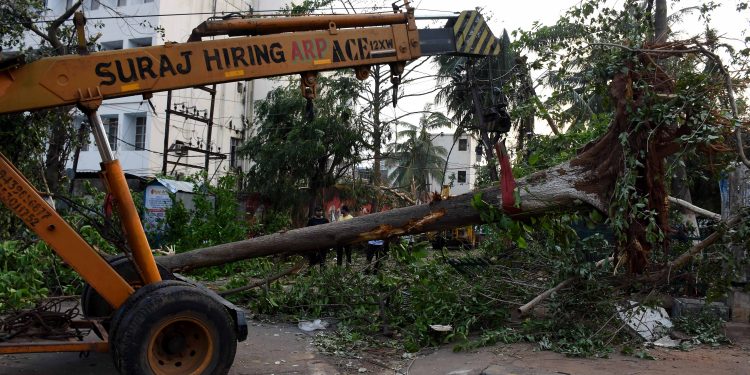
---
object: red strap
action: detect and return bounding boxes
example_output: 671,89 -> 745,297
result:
494,141 -> 520,214
103,193 -> 114,218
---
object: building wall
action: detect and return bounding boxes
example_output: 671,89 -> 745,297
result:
381,133 -> 480,197
33,0 -> 343,183
428,133 -> 479,196
34,0 -> 258,181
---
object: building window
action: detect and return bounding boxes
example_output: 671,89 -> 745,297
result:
135,116 -> 146,150
90,0 -> 100,10
100,40 -> 123,51
457,170 -> 467,183
102,116 -> 118,151
144,0 -> 153,2
117,0 -> 127,6
230,137 -> 241,168
129,37 -> 152,48
357,168 -> 372,182
458,139 -> 468,151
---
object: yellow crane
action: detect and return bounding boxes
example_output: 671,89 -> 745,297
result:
0,2 -> 502,373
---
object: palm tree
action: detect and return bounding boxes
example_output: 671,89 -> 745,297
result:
386,112 -> 448,201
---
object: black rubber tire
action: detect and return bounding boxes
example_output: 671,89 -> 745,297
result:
111,283 -> 237,375
109,280 -> 188,371
81,255 -> 174,318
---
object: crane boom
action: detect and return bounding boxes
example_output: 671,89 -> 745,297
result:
0,9 -> 500,114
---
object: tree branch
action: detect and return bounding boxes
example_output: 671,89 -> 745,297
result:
589,40 -> 750,168
695,45 -> 750,169
218,261 -> 306,296
374,185 -> 415,204
668,196 -> 721,221
649,215 -> 742,282
46,0 -> 83,52
517,256 -> 612,316
8,4 -> 54,46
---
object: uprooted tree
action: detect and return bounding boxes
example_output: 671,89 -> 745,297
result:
159,44 -> 742,273
158,1 -> 749,279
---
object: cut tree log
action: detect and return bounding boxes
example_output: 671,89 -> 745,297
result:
157,161 -> 604,272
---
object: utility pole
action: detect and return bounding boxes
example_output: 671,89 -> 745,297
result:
162,87 -> 223,177
162,90 -> 172,175
201,85 -> 217,172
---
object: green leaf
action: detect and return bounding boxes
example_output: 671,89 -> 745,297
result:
516,236 -> 528,249
529,153 -> 540,166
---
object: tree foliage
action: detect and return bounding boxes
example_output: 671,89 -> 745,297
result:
386,110 -> 449,199
0,0 -> 92,236
161,174 -> 249,253
240,74 -> 365,211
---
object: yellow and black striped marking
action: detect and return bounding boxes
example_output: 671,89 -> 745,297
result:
453,11 -> 501,56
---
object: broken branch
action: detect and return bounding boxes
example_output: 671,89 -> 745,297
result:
218,261 -> 306,296
650,215 -> 742,282
668,196 -> 721,221
517,277 -> 573,316
517,257 -> 612,316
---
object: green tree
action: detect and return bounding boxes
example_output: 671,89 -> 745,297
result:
356,58 -> 441,211
162,174 -> 249,252
0,0 -> 93,237
386,110 -> 448,200
240,74 -> 365,213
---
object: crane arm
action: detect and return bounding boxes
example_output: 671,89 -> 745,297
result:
0,8 -> 500,114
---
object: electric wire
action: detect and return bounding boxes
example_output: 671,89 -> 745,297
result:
0,6 -> 454,26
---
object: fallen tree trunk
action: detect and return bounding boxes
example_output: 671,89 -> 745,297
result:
157,45 -> 708,274
158,161 -> 604,272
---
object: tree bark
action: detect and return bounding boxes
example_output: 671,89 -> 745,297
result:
653,0 -> 668,44
158,161 -> 603,272
371,66 -> 384,211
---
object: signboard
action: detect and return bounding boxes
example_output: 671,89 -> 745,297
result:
143,184 -> 171,236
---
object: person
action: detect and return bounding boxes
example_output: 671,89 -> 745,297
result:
336,205 -> 354,266
306,206 -> 329,268
366,238 -> 385,274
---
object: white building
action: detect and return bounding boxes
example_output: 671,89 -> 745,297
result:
35,0 -> 286,181
382,132 -> 482,197
428,133 -> 481,196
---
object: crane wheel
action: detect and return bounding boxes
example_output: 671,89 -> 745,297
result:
111,282 -> 237,375
81,255 -> 174,319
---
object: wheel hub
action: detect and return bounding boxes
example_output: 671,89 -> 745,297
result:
163,333 -> 187,355
147,316 -> 213,375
